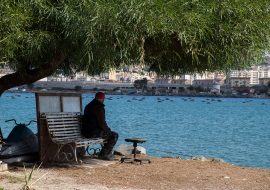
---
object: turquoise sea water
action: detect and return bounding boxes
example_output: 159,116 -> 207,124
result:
0,92 -> 269,168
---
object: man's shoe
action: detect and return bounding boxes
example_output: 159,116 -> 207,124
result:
99,153 -> 114,161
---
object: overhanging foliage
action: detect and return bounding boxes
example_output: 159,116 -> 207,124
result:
0,0 -> 269,93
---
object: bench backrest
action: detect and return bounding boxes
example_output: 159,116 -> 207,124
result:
43,112 -> 83,143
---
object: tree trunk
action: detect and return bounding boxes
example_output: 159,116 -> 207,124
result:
0,52 -> 65,96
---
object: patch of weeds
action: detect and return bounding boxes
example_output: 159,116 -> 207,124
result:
22,162 -> 48,190
0,187 -> 5,190
7,175 -> 23,183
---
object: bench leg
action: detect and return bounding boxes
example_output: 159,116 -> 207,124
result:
74,145 -> 78,163
54,144 -> 64,161
66,143 -> 78,163
54,144 -> 78,163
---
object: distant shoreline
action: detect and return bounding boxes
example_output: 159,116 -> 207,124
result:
5,89 -> 270,99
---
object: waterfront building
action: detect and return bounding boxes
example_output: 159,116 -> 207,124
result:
228,66 -> 270,86
47,75 -> 71,82
190,71 -> 225,91
192,79 -> 214,88
154,78 -> 171,84
211,82 -> 221,93
193,72 -> 215,80
174,75 -> 194,85
259,78 -> 270,86
171,79 -> 189,85
229,77 -> 250,87
75,72 -> 91,81
228,56 -> 270,86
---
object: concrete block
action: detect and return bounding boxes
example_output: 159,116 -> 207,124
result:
0,162 -> 8,172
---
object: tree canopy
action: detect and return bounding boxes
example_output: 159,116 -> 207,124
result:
0,0 -> 270,94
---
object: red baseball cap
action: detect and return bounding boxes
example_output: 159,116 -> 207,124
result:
95,92 -> 105,100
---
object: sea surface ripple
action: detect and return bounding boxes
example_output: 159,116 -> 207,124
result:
0,92 -> 269,168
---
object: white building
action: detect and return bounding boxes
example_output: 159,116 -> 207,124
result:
229,57 -> 270,86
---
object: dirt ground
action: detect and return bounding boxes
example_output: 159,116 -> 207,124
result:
0,157 -> 269,190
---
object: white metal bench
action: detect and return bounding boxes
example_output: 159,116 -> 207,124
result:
42,112 -> 105,162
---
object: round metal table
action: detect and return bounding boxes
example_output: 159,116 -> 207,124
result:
120,138 -> 151,164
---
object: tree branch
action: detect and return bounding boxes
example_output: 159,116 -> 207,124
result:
0,52 -> 65,96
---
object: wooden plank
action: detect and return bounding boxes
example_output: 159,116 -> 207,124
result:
46,117 -> 81,121
48,123 -> 79,126
45,114 -> 79,116
49,127 -> 80,132
48,121 -> 80,124
48,118 -> 79,121
48,124 -> 79,127
47,117 -> 80,120
52,135 -> 81,139
52,137 -> 81,141
45,114 -> 81,117
48,121 -> 81,125
50,130 -> 81,136
49,123 -> 80,128
46,113 -> 81,117
48,121 -> 78,123
50,130 -> 81,134
51,131 -> 81,136
49,127 -> 81,132
46,116 -> 80,119
52,136 -> 80,140
48,126 -> 80,130
53,138 -> 104,147
53,137 -> 79,141
47,119 -> 80,122
49,130 -> 80,134
47,119 -> 79,122
53,137 -> 81,142
46,115 -> 80,118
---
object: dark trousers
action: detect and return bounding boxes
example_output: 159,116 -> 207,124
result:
99,131 -> 118,156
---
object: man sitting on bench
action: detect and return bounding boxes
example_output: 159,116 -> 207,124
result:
82,92 -> 118,161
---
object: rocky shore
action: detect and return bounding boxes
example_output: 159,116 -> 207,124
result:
0,157 -> 269,190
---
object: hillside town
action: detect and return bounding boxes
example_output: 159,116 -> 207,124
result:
1,56 -> 270,97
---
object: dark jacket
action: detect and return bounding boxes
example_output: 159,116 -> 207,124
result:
81,99 -> 111,138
